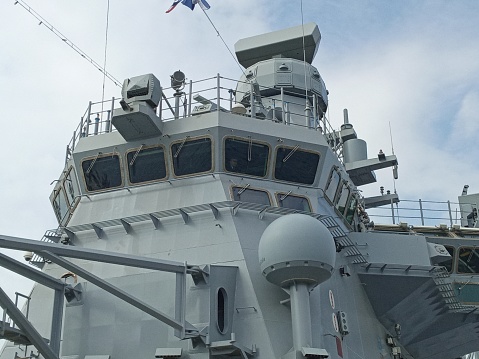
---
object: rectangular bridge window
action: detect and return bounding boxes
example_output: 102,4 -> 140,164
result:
82,154 -> 122,191
274,146 -> 319,185
127,146 -> 167,184
172,137 -> 212,176
232,186 -> 271,206
458,247 -> 479,274
276,193 -> 311,212
225,137 -> 269,177
325,167 -> 341,203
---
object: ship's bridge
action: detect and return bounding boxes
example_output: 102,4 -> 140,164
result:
50,73 -> 364,233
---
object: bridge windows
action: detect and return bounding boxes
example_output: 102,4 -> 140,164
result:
458,246 -> 479,274
51,166 -> 81,226
276,192 -> 311,212
52,187 -> 69,225
171,137 -> 212,177
274,146 -> 320,185
127,145 -> 167,184
231,186 -> 271,206
81,154 -> 123,192
442,245 -> 455,273
325,167 -> 341,203
224,137 -> 270,177
344,195 -> 358,225
335,181 -> 350,215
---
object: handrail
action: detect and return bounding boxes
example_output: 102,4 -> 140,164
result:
65,74 -> 337,164
366,198 -> 478,228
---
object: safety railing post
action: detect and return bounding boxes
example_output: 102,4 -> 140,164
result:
391,199 -> 395,224
250,82 -> 255,118
447,200 -> 453,227
188,80 -> 193,117
217,74 -> 221,112
419,199 -> 424,225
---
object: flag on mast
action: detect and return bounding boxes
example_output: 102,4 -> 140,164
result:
166,0 -> 210,13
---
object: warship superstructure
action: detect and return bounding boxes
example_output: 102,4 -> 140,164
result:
1,23 -> 479,359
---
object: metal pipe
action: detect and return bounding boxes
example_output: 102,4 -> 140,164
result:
188,80 -> 193,117
305,102 -> 312,129
174,92 -> 181,120
448,200 -> 453,227
93,114 -> 100,135
281,87 -> 285,124
159,87 -> 163,120
419,199 -> 424,225
391,199 -> 396,224
217,73 -> 221,112
290,282 -> 312,351
343,108 -> 349,124
250,82 -> 255,118
85,101 -> 92,137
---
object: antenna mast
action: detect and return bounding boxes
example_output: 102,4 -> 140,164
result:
14,0 -> 121,87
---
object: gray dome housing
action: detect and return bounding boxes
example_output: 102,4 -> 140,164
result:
258,214 -> 336,287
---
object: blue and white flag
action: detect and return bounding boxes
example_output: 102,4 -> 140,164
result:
166,0 -> 210,13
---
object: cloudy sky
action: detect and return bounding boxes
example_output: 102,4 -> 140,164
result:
0,0 -> 478,346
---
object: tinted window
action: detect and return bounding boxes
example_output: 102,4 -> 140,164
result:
64,167 -> 80,207
336,182 -> 350,215
274,146 -> 319,185
458,247 -> 479,274
82,155 -> 122,191
52,188 -> 69,224
172,137 -> 212,176
277,193 -> 311,212
325,168 -> 340,202
225,138 -> 269,177
344,195 -> 357,224
232,186 -> 271,205
127,146 -> 167,184
443,246 -> 455,273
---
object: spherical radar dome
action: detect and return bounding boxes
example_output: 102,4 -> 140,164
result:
258,214 -> 336,287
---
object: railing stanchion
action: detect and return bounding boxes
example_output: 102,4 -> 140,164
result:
250,82 -> 255,118
108,96 -> 115,132
85,101 -> 92,137
419,199 -> 424,226
217,74 -> 221,112
188,80 -> 193,117
159,87 -> 163,121
391,199 -> 395,224
447,200 -> 453,227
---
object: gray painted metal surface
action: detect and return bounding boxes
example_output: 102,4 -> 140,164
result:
1,22 -> 479,359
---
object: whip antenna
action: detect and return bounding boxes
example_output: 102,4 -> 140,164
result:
200,7 -> 246,76
14,0 -> 122,87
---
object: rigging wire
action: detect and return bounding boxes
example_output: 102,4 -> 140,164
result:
13,0 -> 122,87
100,0 -> 111,119
200,7 -> 246,77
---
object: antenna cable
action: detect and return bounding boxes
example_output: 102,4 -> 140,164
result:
200,7 -> 246,77
14,0 -> 121,87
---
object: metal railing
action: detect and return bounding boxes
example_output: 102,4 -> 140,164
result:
65,74 -> 337,163
366,198 -> 478,228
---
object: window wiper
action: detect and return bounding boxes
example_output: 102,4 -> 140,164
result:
86,152 -> 101,174
238,183 -> 250,195
283,145 -> 300,162
280,190 -> 292,201
129,144 -> 145,166
174,136 -> 190,158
